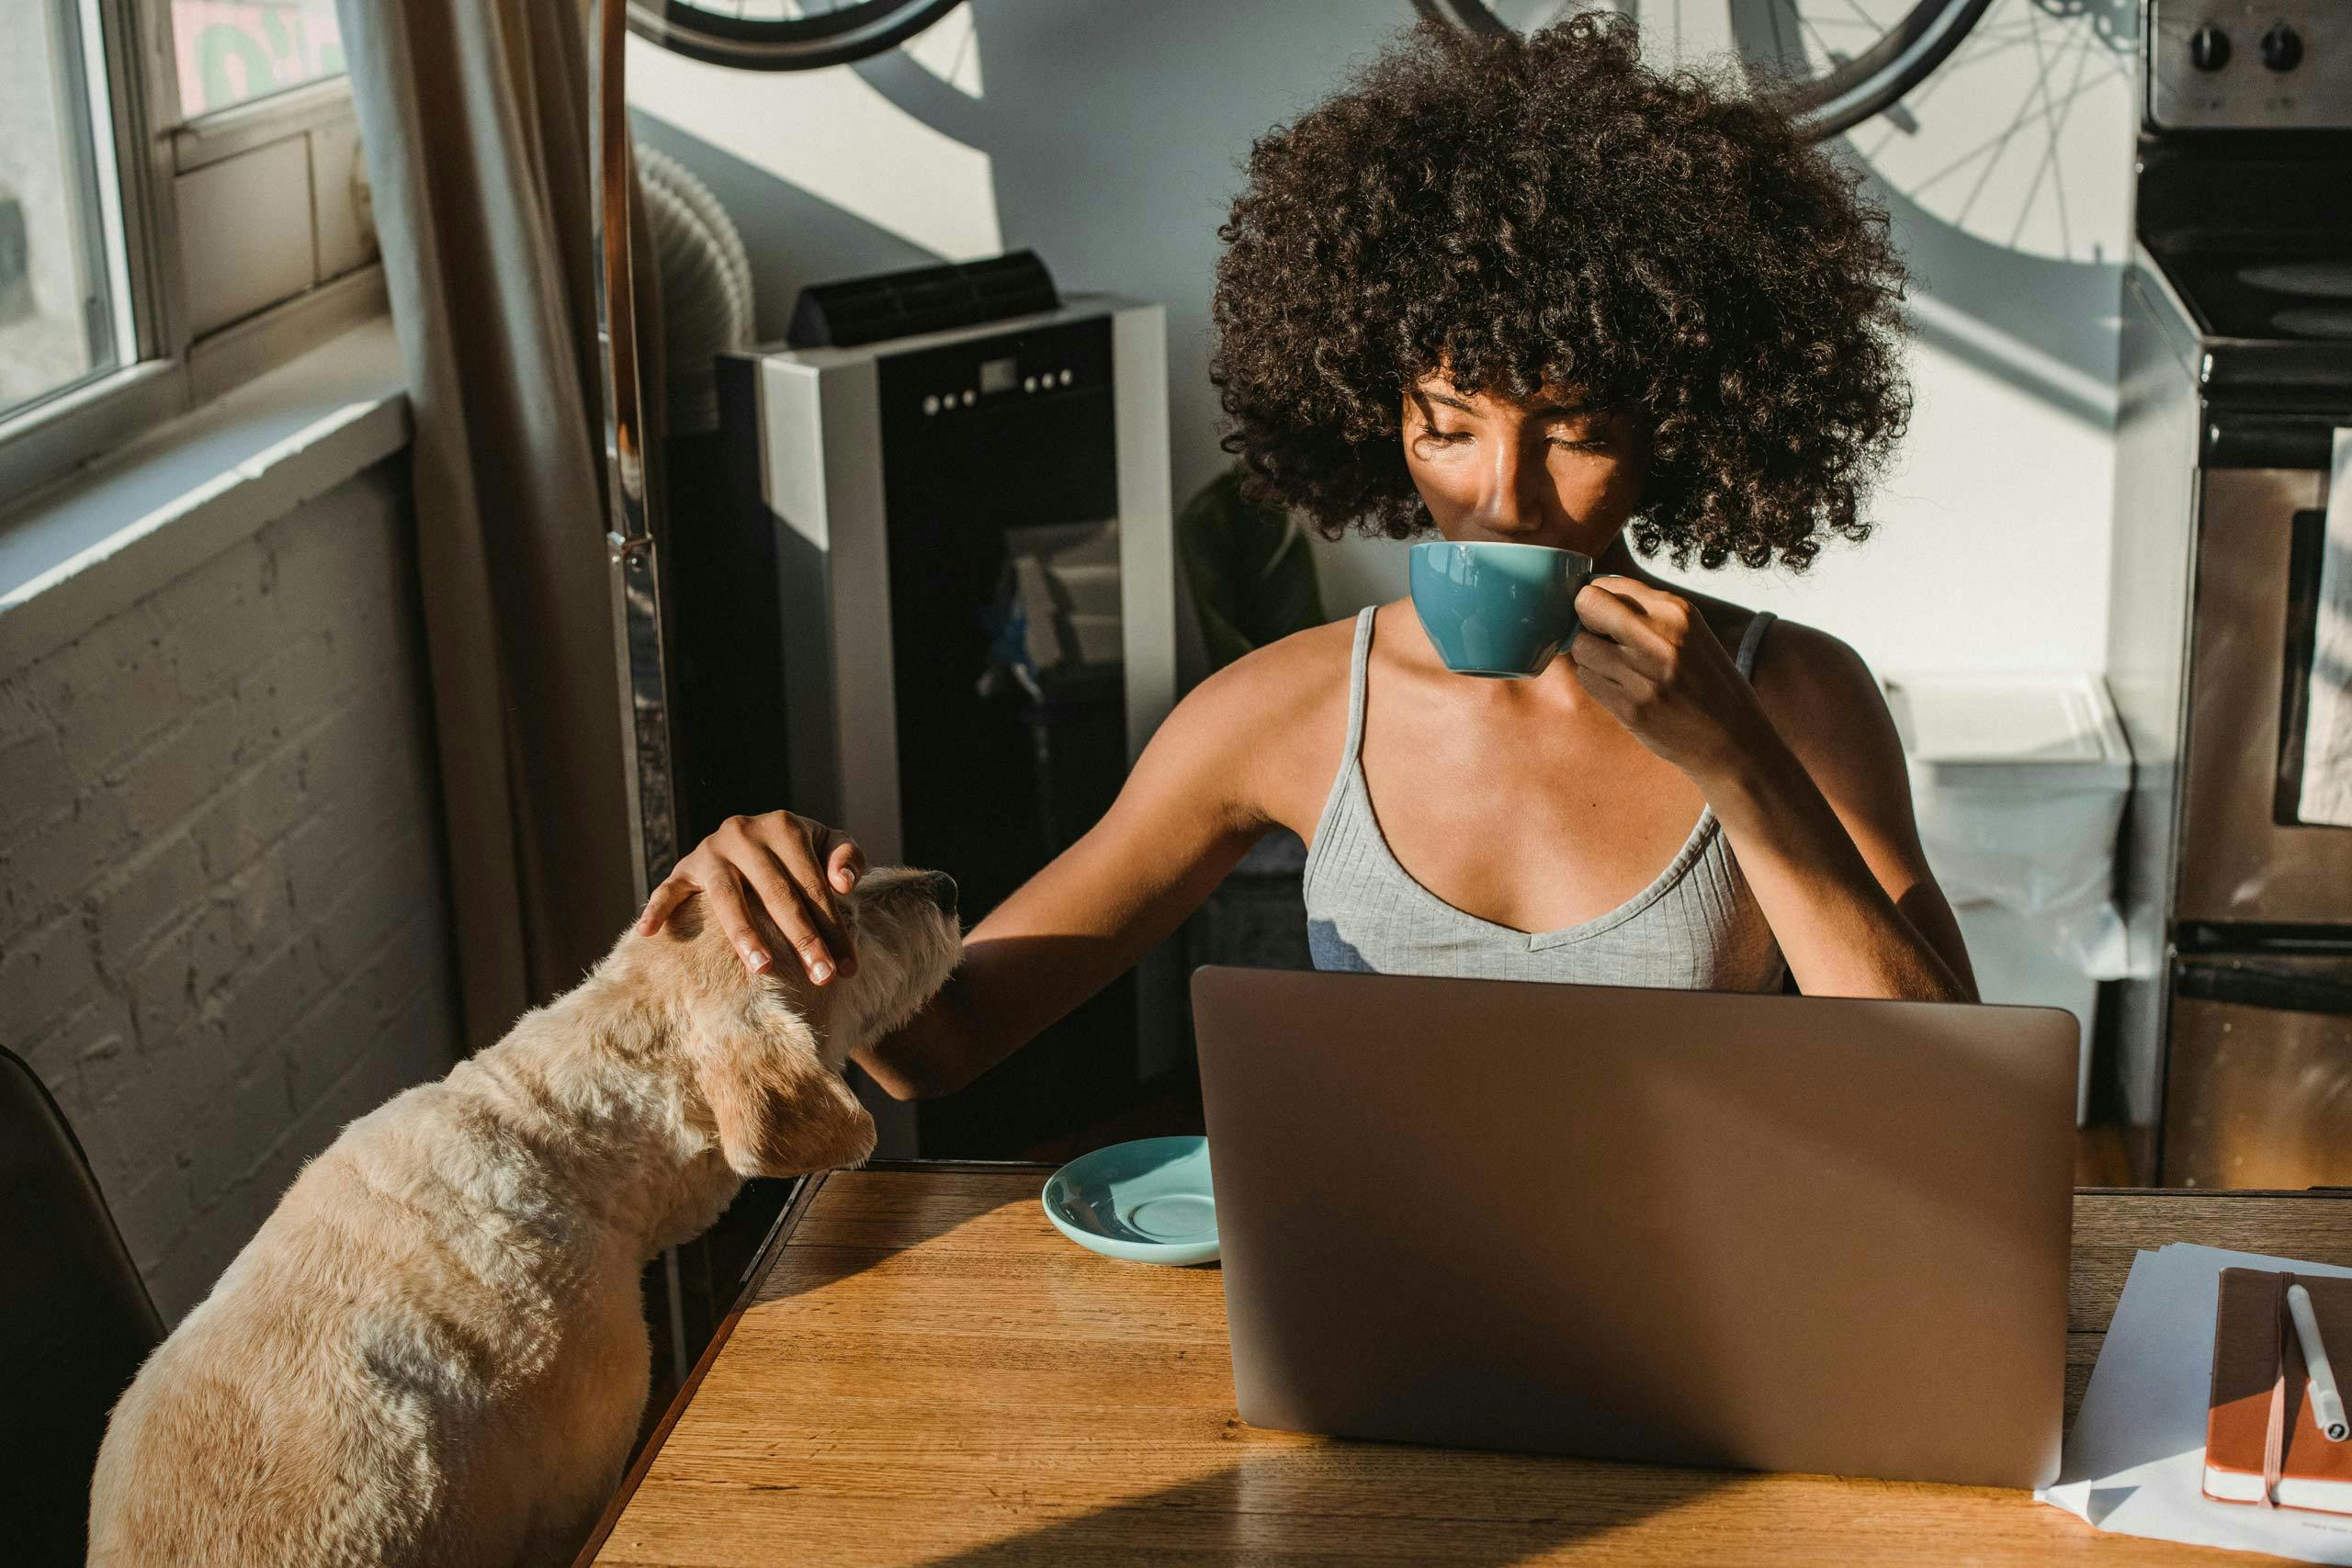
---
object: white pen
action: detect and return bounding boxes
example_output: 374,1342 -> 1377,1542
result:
2287,1284 -> 2349,1443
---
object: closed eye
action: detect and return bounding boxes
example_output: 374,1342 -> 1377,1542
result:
1417,427 -> 1602,451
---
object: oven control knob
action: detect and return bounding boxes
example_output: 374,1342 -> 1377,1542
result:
2188,23 -> 2231,72
2260,22 -> 2302,73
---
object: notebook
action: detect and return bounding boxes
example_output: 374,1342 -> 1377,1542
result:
2206,1268 -> 2352,1514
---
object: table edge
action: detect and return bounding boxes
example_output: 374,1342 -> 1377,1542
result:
571,1173 -> 828,1566
2075,1187 -> 2349,1199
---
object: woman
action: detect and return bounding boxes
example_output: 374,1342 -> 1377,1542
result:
637,16 -> 1974,1100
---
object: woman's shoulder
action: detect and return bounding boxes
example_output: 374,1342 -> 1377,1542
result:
1728,610 -> 1908,790
1655,578 -> 1890,742
1150,615 -> 1362,825
1151,615 -> 1359,742
1744,614 -> 1881,718
1659,581 -> 1875,699
1182,613 -> 1363,733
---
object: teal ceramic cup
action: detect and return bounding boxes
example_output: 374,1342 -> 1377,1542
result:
1408,540 -> 1598,678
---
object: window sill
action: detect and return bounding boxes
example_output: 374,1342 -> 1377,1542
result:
172,76 -> 356,175
0,317 -> 408,672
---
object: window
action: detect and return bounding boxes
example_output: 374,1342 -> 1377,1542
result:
0,0 -> 379,506
1,0 -> 131,427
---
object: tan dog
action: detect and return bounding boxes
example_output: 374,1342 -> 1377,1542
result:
87,866 -> 960,1567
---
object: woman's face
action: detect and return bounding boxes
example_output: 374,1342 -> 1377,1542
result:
1400,374 -> 1648,557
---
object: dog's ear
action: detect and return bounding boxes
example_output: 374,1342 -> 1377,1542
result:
688,998 -> 877,1177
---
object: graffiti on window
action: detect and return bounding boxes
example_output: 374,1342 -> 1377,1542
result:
173,0 -> 345,118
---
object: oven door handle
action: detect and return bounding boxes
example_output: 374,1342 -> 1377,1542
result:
2174,959 -> 2352,1016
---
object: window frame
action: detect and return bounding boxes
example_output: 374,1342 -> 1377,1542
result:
0,0 -> 382,511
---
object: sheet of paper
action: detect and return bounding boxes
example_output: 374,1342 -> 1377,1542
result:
2039,1244 -> 2352,1563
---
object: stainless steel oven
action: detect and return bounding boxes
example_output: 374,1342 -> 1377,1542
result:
2164,953 -> 2352,1188
2106,0 -> 2352,1187
2178,465 -> 2351,922
2162,446 -> 2352,1191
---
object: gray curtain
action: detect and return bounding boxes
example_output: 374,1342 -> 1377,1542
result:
336,0 -> 663,1042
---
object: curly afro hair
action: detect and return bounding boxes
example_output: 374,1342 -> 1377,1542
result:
1209,15 -> 1911,570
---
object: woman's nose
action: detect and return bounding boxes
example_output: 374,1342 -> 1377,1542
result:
1465,440 -> 1548,539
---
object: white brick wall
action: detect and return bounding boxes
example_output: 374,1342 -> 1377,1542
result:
2,463 -> 462,1321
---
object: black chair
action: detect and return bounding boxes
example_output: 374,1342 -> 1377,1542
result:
1,1044 -> 164,1566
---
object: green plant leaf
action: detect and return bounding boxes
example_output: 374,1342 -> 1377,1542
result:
1178,466 -> 1327,672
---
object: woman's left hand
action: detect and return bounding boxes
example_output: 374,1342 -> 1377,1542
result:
1567,576 -> 1772,782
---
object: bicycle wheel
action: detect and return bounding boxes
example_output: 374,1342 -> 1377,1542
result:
1408,0 -> 1996,141
627,0 -> 969,73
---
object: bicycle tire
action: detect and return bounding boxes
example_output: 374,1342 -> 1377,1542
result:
1407,0 -> 1997,141
626,0 -> 968,73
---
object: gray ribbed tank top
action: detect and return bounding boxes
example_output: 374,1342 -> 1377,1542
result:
1304,605 -> 1787,990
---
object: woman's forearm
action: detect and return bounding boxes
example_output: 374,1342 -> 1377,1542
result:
854,824 -> 1258,1100
850,930 -> 1125,1099
852,926 -> 1192,1099
852,966 -> 992,1100
1697,731 -> 1972,1003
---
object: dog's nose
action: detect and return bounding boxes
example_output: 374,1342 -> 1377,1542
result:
922,873 -> 958,915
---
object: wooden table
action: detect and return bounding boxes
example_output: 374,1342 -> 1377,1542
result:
580,1165 -> 2352,1565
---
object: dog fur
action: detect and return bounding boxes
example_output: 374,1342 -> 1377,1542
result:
86,866 -> 961,1567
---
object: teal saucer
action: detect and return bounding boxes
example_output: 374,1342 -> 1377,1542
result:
1041,1135 -> 1218,1266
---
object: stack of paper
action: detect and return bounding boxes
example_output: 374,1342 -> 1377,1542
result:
2041,1243 -> 2352,1562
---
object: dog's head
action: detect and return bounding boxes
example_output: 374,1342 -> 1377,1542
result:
660,866 -> 961,1178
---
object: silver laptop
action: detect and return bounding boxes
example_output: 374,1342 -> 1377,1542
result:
1190,965 -> 2078,1489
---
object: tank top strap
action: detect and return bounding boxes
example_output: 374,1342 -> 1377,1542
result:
1340,605 -> 1377,765
1732,609 -> 1777,680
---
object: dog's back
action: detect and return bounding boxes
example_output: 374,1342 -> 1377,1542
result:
87,1075 -> 657,1568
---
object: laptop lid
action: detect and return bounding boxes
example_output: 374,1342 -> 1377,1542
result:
1191,965 -> 2077,1489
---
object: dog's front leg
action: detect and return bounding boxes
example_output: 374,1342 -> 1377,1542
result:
510,1265 -> 656,1566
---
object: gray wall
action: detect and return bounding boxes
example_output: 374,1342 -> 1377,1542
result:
632,0 -> 2137,673
2,464 -> 461,1320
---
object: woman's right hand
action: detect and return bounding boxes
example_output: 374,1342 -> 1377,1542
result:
636,811 -> 867,983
